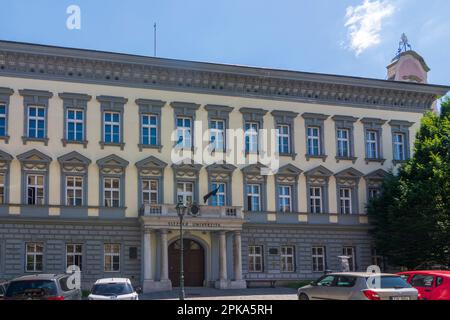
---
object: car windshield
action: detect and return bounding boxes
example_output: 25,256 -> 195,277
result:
91,283 -> 133,296
5,280 -> 57,297
366,276 -> 412,289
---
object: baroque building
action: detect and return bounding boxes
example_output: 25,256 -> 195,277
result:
0,40 -> 448,292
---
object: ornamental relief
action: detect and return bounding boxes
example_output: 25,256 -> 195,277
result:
336,178 -> 357,187
101,167 -> 124,175
276,176 -> 296,183
62,165 -> 86,173
23,163 -> 48,171
139,169 -> 162,177
307,177 -> 327,185
209,173 -> 230,181
244,174 -> 264,183
175,171 -> 197,178
366,179 -> 383,188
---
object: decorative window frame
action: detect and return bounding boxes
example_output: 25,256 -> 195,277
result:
59,92 -> 91,148
332,115 -> 358,163
240,108 -> 268,154
0,87 -> 14,143
172,162 -> 202,204
334,168 -> 363,215
389,120 -> 413,164
302,113 -> 329,161
19,89 -> 53,146
57,151 -> 91,207
17,149 -> 52,205
364,169 -> 389,205
241,163 -> 268,212
205,104 -> 234,153
136,99 -> 165,152
135,156 -> 168,206
96,155 -> 129,208
271,110 -> 298,159
361,118 -> 387,164
205,163 -> 237,206
274,164 -> 302,213
304,165 -> 333,214
171,101 -> 200,151
97,96 -> 128,150
0,149 -> 13,203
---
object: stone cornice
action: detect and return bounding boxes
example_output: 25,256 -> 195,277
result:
0,41 -> 449,113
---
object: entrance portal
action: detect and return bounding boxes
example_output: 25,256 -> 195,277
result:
169,239 -> 205,287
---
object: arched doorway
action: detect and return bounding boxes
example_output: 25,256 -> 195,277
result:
169,239 -> 205,287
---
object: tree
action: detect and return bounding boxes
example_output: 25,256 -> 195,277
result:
368,97 -> 450,269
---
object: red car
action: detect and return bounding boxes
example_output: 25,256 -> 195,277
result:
397,271 -> 450,300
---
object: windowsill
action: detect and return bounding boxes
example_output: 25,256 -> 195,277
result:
138,144 -> 163,152
365,158 -> 386,165
22,136 -> 49,146
278,152 -> 297,160
0,135 -> 10,144
62,139 -> 88,148
335,156 -> 357,164
99,141 -> 126,150
392,159 -> 408,165
305,154 -> 328,162
100,206 -> 127,210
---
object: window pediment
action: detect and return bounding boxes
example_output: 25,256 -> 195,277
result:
364,169 -> 389,180
334,167 -> 364,179
304,165 -> 333,178
96,155 -> 129,173
17,149 -> 52,164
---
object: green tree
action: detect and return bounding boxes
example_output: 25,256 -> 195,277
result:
368,97 -> 450,269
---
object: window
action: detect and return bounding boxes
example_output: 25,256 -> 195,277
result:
411,274 -> 434,288
368,188 -> 380,200
277,125 -> 290,154
312,246 -> 326,272
307,127 -> 320,156
66,244 -> 83,270
26,243 -> 44,272
281,246 -> 295,272
339,188 -> 352,214
336,275 -> 357,287
66,176 -> 83,206
210,119 -> 225,151
371,248 -> 384,270
0,174 -> 4,204
104,177 -> 120,207
393,133 -> 406,161
104,244 -> 120,272
177,182 -> 194,205
27,174 -> 45,205
278,186 -> 292,213
66,109 -> 84,141
248,245 -> 263,272
246,184 -> 261,212
343,247 -> 356,271
211,182 -> 226,207
309,187 -> 322,213
316,275 -> 335,286
245,122 -> 259,153
366,130 -> 378,159
337,129 -> 350,157
0,104 -> 6,137
141,114 -> 158,146
27,106 -> 46,139
176,117 -> 192,149
142,179 -> 158,205
104,112 -> 120,143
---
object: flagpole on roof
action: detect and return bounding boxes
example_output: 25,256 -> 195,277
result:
154,23 -> 157,57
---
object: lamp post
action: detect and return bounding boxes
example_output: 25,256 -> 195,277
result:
175,201 -> 187,300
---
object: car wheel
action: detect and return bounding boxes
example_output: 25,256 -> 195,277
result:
298,293 -> 309,300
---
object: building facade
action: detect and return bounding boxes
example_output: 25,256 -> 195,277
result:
0,41 -> 448,291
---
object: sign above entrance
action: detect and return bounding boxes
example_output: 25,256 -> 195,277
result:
168,221 -> 222,229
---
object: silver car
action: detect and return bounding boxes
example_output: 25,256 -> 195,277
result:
298,272 -> 418,300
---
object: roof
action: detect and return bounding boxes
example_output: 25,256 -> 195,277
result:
94,278 -> 131,284
398,270 -> 450,277
327,272 -> 399,277
11,274 -> 66,281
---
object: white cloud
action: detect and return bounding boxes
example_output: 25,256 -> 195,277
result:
344,0 -> 395,56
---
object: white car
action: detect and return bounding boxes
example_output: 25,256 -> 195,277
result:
88,278 -> 141,300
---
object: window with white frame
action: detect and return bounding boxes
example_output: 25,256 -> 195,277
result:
278,185 -> 292,213
142,179 -> 158,205
210,119 -> 225,151
104,177 -> 120,207
312,246 -> 326,272
26,242 -> 44,272
245,122 -> 259,153
104,244 -> 120,272
246,184 -> 261,212
281,246 -> 295,272
393,133 -> 406,161
337,128 -> 350,157
177,182 -> 194,205
366,130 -> 378,159
277,125 -> 290,154
211,182 -> 226,207
141,114 -> 158,146
343,247 -> 356,271
66,176 -> 83,206
66,109 -> 84,141
104,112 -> 120,143
176,117 -> 192,149
0,104 -> 6,137
309,187 -> 322,213
248,245 -> 263,272
339,188 -> 352,214
27,106 -> 46,139
27,174 -> 45,205
66,244 -> 83,270
0,173 -> 4,204
307,126 -> 320,156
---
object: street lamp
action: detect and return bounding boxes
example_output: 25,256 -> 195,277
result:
175,201 -> 188,300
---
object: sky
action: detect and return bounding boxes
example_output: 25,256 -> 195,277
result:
0,0 -> 449,88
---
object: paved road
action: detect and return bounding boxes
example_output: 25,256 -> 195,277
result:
140,287 -> 298,300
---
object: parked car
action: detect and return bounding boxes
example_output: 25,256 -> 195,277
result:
88,278 -> 141,300
4,274 -> 81,300
298,272 -> 418,300
0,280 -> 9,300
398,270 -> 450,300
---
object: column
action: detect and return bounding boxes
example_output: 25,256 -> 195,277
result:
160,229 -> 169,281
219,231 -> 227,282
233,231 -> 243,281
143,229 -> 153,280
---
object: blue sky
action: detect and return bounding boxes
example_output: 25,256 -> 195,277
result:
0,0 -> 449,87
